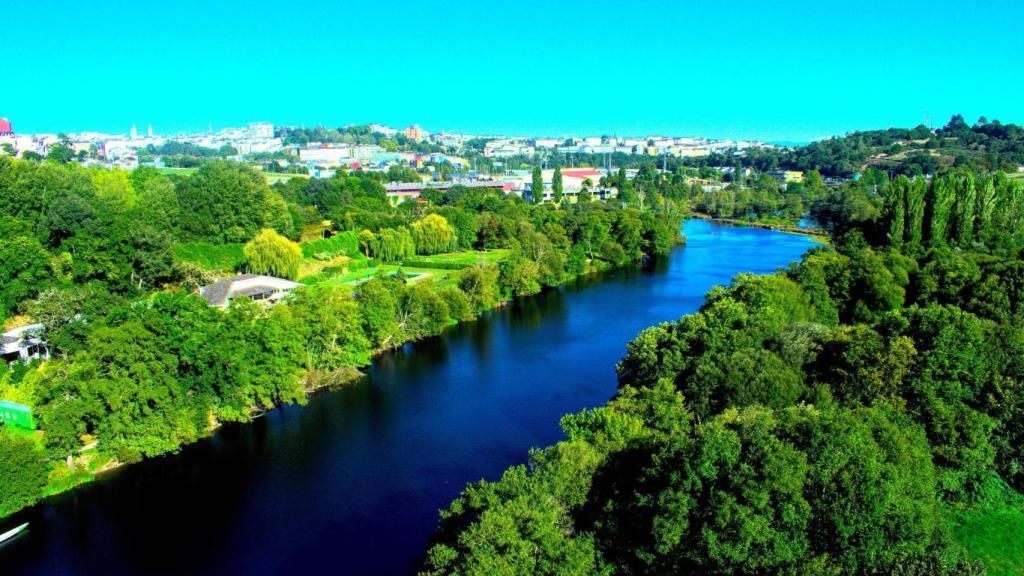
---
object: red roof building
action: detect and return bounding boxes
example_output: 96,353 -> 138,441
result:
0,118 -> 12,136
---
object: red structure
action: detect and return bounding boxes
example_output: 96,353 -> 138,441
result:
0,117 -> 12,136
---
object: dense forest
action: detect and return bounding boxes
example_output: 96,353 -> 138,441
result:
420,167 -> 1024,575
0,156 -> 682,518
722,115 -> 1024,178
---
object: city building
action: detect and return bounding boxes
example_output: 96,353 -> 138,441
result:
248,122 -> 274,139
298,146 -> 354,165
767,170 -> 805,184
383,181 -> 513,204
369,123 -> 398,137
199,274 -> 302,308
404,124 -> 427,143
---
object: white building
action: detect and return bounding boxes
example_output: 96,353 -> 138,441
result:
200,275 -> 302,308
299,146 -> 354,164
2,324 -> 49,365
248,122 -> 274,139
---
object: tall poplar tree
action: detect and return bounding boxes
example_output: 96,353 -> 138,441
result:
887,176 -> 907,246
617,166 -> 637,205
552,165 -> 563,203
975,176 -> 997,239
953,173 -> 977,246
925,176 -> 954,246
531,166 -> 544,204
906,177 -> 926,247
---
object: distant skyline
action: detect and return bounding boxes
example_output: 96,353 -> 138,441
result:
6,0 -> 1022,142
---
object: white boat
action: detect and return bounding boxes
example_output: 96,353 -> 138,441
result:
0,522 -> 28,544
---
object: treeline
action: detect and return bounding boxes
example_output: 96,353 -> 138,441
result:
421,170 -> 1024,574
736,115 -> 1024,177
0,158 -> 310,319
142,141 -> 237,167
0,155 -> 684,518
277,124 -> 441,155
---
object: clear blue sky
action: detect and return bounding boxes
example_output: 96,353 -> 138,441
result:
6,0 -> 1022,141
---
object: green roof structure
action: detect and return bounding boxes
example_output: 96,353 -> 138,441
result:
0,400 -> 35,430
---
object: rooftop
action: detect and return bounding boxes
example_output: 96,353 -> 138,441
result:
199,274 -> 301,307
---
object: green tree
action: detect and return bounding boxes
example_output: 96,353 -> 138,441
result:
0,235 -> 53,317
410,214 -> 458,255
47,143 -> 74,164
289,284 -> 372,369
0,431 -> 49,517
459,264 -> 501,313
617,166 -> 637,205
244,228 -> 302,279
552,165 -> 563,203
358,229 -> 376,258
532,166 -> 544,204
176,161 -> 293,242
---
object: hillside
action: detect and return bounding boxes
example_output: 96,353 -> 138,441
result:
739,115 -> 1024,177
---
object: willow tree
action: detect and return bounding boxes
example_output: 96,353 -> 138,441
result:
411,214 -> 458,255
376,226 -> 416,262
244,228 -> 302,279
358,229 -> 376,258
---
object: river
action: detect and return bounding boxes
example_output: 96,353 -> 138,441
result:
1,220 -> 817,575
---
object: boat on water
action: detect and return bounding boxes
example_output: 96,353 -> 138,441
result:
0,522 -> 28,545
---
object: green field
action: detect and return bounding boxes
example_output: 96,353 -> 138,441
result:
313,264 -> 461,291
175,240 -> 491,293
157,167 -> 198,177
952,507 -> 1024,576
403,249 -> 511,268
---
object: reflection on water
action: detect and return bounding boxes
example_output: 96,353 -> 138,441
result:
3,220 -> 816,576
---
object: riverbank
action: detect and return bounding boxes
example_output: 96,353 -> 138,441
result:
2,241 -> 667,522
689,212 -> 829,244
4,220 -> 820,576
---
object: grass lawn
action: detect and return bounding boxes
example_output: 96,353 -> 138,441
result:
312,264 -> 462,292
952,507 -> 1024,576
297,254 -> 358,280
265,173 -> 305,184
157,167 -> 198,177
407,249 -> 511,267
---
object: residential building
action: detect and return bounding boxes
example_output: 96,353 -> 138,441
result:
299,146 -> 353,165
248,122 -> 274,139
767,170 -> 805,184
404,124 -> 427,143
369,123 -> 398,137
199,274 -> 302,308
1,324 -> 49,364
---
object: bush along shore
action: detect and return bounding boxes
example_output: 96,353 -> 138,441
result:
0,156 -> 684,519
420,169 -> 1024,576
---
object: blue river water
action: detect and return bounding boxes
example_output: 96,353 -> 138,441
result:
1,219 -> 816,575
